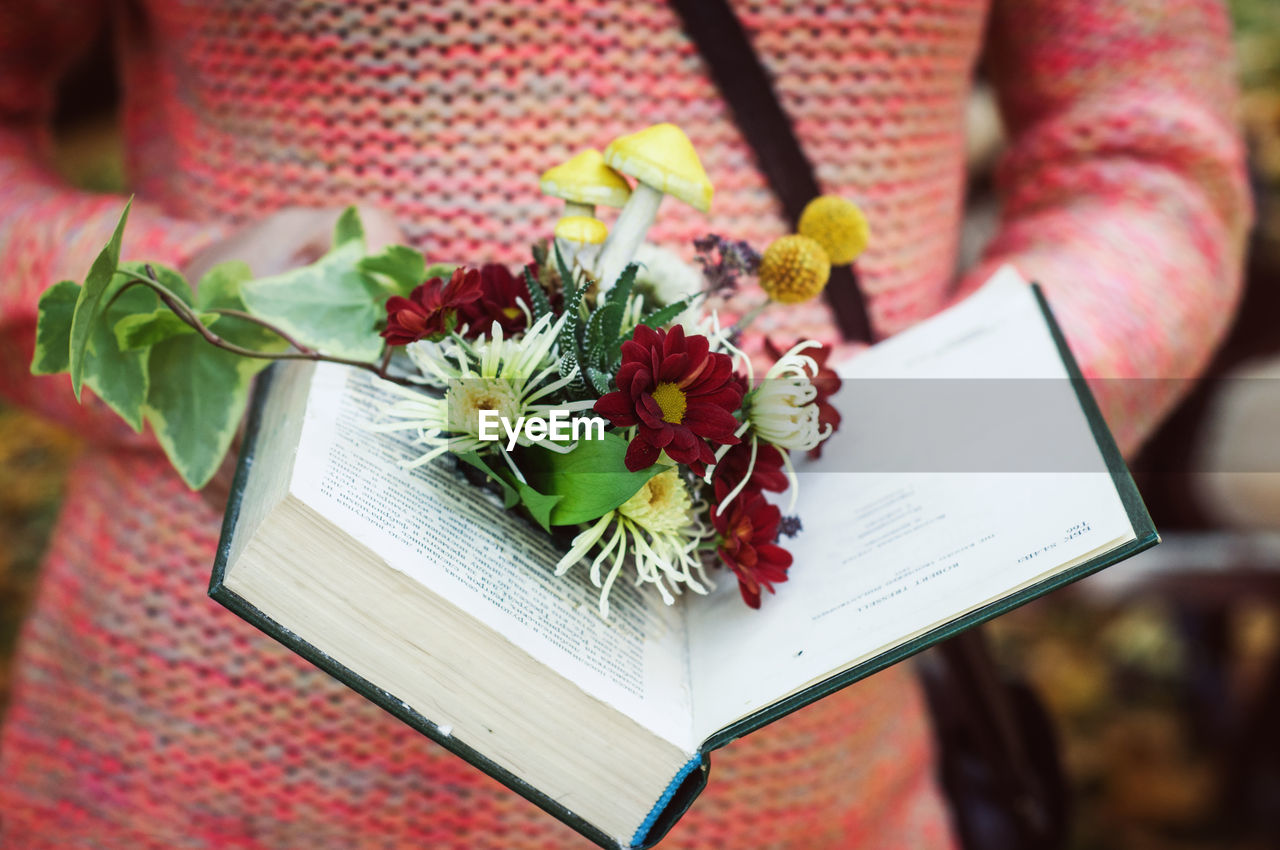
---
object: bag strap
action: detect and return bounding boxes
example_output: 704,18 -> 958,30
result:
672,3 -> 1064,845
668,0 -> 872,343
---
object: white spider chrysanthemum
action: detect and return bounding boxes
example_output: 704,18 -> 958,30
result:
371,313 -> 593,474
709,340 -> 833,514
554,468 -> 714,618
747,341 -> 830,452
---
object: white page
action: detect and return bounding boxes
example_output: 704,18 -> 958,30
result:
293,364 -> 695,749
688,269 -> 1137,737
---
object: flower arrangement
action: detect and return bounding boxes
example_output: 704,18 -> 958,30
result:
31,123 -> 870,617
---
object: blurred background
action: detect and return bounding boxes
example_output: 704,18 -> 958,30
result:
1,2 -> 1278,849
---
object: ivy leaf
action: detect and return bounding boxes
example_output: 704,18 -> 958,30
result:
240,239 -> 385,361
194,261 -> 251,310
333,206 -> 364,247
31,281 -> 79,375
519,431 -> 667,526
118,261 -> 195,305
41,278 -> 156,431
142,336 -> 259,489
423,262 -> 456,281
69,199 -> 131,398
114,310 -> 220,351
358,245 -> 428,297
194,261 -> 289,353
141,261 -> 288,489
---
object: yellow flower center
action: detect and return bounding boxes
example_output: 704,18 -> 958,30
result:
502,306 -> 522,320
758,234 -> 831,304
651,382 -> 688,425
619,469 -> 693,534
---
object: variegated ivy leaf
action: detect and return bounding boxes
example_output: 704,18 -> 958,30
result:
68,199 -> 132,399
113,310 -> 220,351
142,261 -> 288,489
240,235 -> 385,362
358,245 -> 429,297
34,277 -> 156,431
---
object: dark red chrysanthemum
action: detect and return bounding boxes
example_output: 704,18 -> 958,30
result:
712,489 -> 793,608
381,267 -> 483,346
594,324 -> 743,472
458,263 -> 530,338
766,337 -> 843,458
712,439 -> 788,504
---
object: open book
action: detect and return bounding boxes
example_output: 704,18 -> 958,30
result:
211,268 -> 1157,848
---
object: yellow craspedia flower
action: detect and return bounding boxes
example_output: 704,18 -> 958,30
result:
798,195 -> 870,265
758,235 -> 831,304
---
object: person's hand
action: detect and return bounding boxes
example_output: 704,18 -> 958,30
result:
184,205 -> 405,282
189,206 -> 406,512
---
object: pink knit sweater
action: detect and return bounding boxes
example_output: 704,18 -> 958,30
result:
0,1 -> 1249,848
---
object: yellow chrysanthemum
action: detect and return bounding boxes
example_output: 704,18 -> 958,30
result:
798,195 -> 870,265
758,235 -> 831,304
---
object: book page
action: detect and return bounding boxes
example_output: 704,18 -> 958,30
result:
292,364 -> 694,749
687,269 -> 1138,737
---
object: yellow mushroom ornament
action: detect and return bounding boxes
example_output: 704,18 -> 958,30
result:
593,123 -> 714,291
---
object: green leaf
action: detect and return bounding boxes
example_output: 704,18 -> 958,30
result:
142,335 -> 260,489
140,261 -> 288,488
584,304 -> 607,353
194,261 -> 251,310
31,281 -> 80,375
240,239 -> 385,361
523,265 -> 553,322
69,199 -> 131,398
456,451 -> 563,532
333,206 -> 364,246
520,431 -> 667,526
456,451 -> 520,509
53,278 -> 156,430
423,262 -> 456,281
554,241 -> 575,296
638,294 -> 698,330
358,245 -> 428,297
515,480 -> 563,533
585,365 -> 613,395
87,284 -> 157,431
558,348 -> 578,381
601,263 -> 637,345
198,262 -> 290,358
114,310 -> 220,351
558,275 -> 589,357
118,261 -> 195,305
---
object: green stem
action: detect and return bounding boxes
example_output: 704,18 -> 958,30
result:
122,266 -> 421,388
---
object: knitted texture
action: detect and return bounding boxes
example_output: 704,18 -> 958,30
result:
0,0 -> 1249,848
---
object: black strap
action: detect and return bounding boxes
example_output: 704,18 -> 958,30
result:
669,0 -> 872,343
674,4 -> 1066,847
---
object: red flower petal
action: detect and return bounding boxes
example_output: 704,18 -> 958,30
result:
624,436 -> 661,471
594,392 -> 637,426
